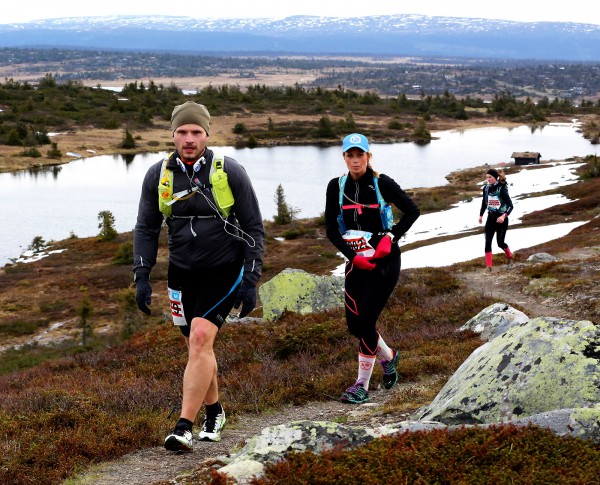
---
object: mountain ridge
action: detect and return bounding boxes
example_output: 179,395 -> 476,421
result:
1,14 -> 599,60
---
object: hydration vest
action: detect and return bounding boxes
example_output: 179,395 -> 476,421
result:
484,183 -> 509,214
337,173 -> 394,234
158,152 -> 235,218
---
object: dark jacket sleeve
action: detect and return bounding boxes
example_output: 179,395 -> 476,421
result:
500,184 -> 514,215
226,156 -> 265,286
133,161 -> 165,276
378,174 -> 420,242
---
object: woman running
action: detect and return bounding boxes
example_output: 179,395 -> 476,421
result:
325,133 -> 420,404
478,168 -> 514,270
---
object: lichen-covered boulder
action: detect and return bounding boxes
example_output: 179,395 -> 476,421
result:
414,317 -> 600,425
486,405 -> 600,443
458,302 -> 529,341
527,252 -> 559,263
259,268 -> 343,321
217,420 -> 391,481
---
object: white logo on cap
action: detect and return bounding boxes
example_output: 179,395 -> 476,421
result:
350,135 -> 362,143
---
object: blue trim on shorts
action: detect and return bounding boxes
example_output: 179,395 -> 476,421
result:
201,266 -> 244,318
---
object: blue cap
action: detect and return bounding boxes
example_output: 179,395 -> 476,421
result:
342,133 -> 369,153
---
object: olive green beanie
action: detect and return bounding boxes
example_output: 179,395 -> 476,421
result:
170,101 -> 210,134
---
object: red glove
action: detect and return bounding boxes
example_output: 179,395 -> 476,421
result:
372,234 -> 393,259
352,254 -> 376,270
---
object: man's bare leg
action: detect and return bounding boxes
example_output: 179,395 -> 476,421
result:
204,355 -> 219,405
180,317 -> 218,421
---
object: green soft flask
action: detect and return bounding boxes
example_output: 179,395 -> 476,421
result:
211,159 -> 235,216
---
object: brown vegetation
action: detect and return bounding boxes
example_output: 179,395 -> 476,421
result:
252,424 -> 600,484
1,153 -> 600,484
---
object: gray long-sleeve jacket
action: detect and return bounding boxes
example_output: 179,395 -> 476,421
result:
133,149 -> 264,286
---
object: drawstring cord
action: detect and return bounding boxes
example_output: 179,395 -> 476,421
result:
168,162 -> 256,248
196,189 -> 256,248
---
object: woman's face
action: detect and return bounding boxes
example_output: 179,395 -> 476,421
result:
485,173 -> 497,184
344,148 -> 369,179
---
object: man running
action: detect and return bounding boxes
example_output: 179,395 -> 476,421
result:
133,101 -> 264,451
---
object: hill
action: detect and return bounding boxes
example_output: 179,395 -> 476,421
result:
1,15 -> 600,61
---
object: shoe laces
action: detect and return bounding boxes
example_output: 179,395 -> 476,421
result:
345,382 -> 365,394
381,356 -> 396,375
203,414 -> 219,432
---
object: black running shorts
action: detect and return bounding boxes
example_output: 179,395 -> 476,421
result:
167,261 -> 243,335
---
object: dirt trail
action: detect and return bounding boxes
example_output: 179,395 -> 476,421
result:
73,384 -> 410,485
456,262 -> 573,319
72,248 -> 600,484
457,247 -> 600,321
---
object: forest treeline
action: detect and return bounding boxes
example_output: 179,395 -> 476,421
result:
1,73 -> 599,149
2,47 -> 600,98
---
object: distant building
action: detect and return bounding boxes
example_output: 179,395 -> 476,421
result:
511,152 -> 541,165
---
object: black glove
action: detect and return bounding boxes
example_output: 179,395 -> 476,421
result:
134,272 -> 152,315
234,280 -> 257,318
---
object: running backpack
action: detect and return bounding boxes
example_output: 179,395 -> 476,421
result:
337,174 -> 393,234
483,183 -> 509,214
158,152 -> 235,218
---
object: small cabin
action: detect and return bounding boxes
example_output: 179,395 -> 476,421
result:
512,151 -> 541,165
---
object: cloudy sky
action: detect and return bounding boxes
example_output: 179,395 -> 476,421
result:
1,0 -> 599,25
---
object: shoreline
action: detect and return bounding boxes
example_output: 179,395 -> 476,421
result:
0,115 -> 556,175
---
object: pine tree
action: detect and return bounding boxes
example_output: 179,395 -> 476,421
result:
120,128 -> 136,149
98,210 -> 118,241
273,184 -> 292,225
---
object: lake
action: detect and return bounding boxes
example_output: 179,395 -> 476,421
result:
1,121 -> 597,266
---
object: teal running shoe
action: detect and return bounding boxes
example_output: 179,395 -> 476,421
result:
340,382 -> 369,404
381,349 -> 400,390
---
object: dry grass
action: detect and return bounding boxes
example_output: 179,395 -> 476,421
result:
0,264 -> 491,484
1,156 -> 599,484
250,425 -> 600,484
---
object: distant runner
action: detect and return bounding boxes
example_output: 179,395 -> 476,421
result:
478,168 -> 514,270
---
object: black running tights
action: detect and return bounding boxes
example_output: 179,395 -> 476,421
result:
484,213 -> 509,252
344,254 -> 400,356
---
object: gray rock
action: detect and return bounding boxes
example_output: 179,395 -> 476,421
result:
259,268 -> 344,321
414,317 -> 600,425
527,252 -> 559,262
218,420 -> 393,482
485,406 -> 600,442
217,419 -> 450,482
458,302 -> 529,341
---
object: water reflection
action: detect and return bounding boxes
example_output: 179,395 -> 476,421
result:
15,164 -> 63,179
0,123 -> 597,267
122,153 -> 135,166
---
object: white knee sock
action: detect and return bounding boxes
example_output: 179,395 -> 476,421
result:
376,334 -> 394,361
357,353 -> 377,390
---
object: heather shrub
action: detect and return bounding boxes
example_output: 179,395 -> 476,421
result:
0,266 -> 485,481
252,424 -> 600,484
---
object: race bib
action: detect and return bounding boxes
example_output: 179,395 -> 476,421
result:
342,230 -> 375,258
487,194 -> 501,210
168,287 -> 187,326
